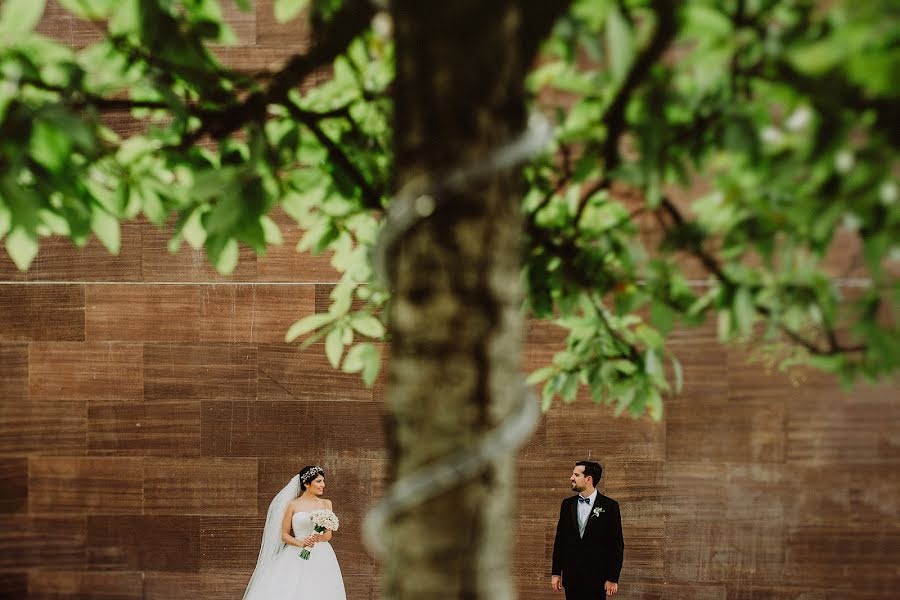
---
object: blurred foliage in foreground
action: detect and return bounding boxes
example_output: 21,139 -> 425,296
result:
0,0 -> 897,418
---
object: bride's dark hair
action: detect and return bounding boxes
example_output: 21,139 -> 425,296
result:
298,465 -> 326,492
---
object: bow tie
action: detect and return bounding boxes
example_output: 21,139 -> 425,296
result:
578,496 -> 591,504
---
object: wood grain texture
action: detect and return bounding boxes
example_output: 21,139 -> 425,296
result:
257,343 -> 373,402
86,516 -> 200,572
143,571 -> 251,600
201,400 -> 386,458
85,284 -> 314,343
0,343 -> 28,402
87,401 -> 201,457
22,225 -> 143,282
140,219 -> 258,282
0,572 -> 27,599
0,516 -> 86,570
28,458 -> 143,515
28,571 -> 144,600
143,343 -> 257,402
143,458 -> 257,516
0,458 -> 28,514
255,209 -> 341,282
28,343 -> 143,403
0,285 -> 84,342
199,516 -> 265,571
0,401 -> 86,456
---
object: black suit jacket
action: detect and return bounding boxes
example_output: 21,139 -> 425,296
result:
551,493 -> 624,591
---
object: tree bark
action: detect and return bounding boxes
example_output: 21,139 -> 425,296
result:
384,2 -> 568,598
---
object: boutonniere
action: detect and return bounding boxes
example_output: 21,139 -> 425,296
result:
592,507 -> 604,517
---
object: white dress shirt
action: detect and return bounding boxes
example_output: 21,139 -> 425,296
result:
577,489 -> 598,537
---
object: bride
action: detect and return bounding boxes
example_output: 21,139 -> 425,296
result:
243,465 -> 347,600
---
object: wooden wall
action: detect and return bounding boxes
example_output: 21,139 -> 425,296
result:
1,2 -> 898,599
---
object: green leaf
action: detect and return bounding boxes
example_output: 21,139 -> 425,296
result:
635,324 -> 664,349
206,236 -> 239,275
343,342 -> 381,387
605,4 -> 634,81
274,0 -> 309,23
645,387 -> 663,421
350,313 -> 385,339
30,121 -> 72,173
57,0 -> 117,20
90,206 -> 120,255
644,349 -> 664,384
361,345 -> 381,387
325,327 -> 343,368
5,227 -> 39,271
285,312 -> 334,342
612,385 -> 636,417
526,366 -> 556,385
328,279 -> 354,317
671,356 -> 683,394
0,0 -> 46,41
560,373 -> 579,403
260,215 -> 283,246
734,287 -> 755,336
650,300 -> 676,335
232,0 -> 252,13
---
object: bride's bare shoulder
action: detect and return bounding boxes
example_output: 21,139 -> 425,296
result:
322,498 -> 333,509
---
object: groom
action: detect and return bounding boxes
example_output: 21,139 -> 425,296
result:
550,461 -> 624,598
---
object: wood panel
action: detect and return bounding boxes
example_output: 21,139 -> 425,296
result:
257,343 -> 373,402
28,571 -> 144,600
143,343 -> 257,401
85,284 -> 314,343
23,225 -> 143,282
140,220 -> 258,282
0,572 -> 28,599
0,285 -> 84,342
28,458 -> 143,515
86,516 -> 200,572
143,459 -> 257,516
783,526 -> 900,592
87,401 -> 201,457
0,343 -> 28,402
0,458 -> 28,514
0,516 -> 86,570
542,401 -> 666,462
201,400 -> 386,458
143,571 -> 251,600
786,376 -> 900,465
0,401 -> 86,456
199,516 -> 265,571
255,209 -> 341,282
28,343 -> 143,403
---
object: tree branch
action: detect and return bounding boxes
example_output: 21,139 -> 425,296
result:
180,0 -> 376,146
573,0 -> 679,225
284,101 -> 384,211
657,197 -> 866,356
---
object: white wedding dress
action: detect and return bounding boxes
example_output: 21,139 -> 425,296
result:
244,510 -> 347,600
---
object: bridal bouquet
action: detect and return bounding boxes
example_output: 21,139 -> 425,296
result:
299,509 -> 340,560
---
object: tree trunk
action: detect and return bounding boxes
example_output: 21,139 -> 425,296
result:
383,2 -> 566,598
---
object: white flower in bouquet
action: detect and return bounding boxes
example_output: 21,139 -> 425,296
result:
299,509 -> 340,559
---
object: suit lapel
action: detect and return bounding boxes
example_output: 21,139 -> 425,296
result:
569,497 -> 580,536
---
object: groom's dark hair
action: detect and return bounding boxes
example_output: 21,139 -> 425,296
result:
575,461 -> 602,486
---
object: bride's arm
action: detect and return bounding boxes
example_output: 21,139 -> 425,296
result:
280,503 -> 310,548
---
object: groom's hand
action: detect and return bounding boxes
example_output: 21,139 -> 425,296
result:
550,575 -> 562,591
604,581 -> 618,596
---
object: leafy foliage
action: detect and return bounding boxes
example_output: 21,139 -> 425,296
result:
0,0 -> 896,417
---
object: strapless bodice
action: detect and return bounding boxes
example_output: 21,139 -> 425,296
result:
292,511 -> 317,537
